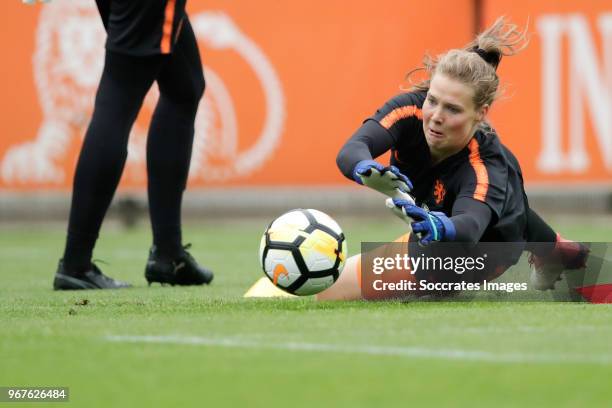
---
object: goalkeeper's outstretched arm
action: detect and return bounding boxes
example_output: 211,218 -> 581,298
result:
336,120 -> 395,180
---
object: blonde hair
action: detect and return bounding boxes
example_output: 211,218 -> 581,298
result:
408,16 -> 530,109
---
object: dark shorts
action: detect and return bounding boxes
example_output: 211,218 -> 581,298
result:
96,0 -> 188,56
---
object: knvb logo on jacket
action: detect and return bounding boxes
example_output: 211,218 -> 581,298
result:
433,179 -> 446,205
0,0 -> 285,185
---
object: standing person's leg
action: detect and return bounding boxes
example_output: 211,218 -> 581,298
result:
147,18 -> 203,259
144,19 -> 213,286
55,51 -> 163,290
55,0 -> 178,290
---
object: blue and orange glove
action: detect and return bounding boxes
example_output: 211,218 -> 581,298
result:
388,198 -> 456,245
353,160 -> 413,200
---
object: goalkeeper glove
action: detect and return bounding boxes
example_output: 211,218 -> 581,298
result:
389,199 -> 456,245
353,160 -> 413,200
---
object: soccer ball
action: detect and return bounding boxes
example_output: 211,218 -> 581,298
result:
259,209 -> 347,296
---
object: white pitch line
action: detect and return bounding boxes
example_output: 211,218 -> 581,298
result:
105,334 -> 612,365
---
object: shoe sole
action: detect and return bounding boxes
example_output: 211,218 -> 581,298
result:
53,273 -> 131,290
145,271 -> 213,286
53,273 -> 98,290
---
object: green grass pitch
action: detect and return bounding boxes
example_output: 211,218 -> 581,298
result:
1,214 -> 612,407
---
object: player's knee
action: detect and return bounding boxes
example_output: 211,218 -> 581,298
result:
159,70 -> 205,111
178,78 -> 204,108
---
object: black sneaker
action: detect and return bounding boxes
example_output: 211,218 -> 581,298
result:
145,244 -> 214,286
53,260 -> 132,290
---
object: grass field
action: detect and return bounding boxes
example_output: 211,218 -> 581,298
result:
2,214 -> 612,407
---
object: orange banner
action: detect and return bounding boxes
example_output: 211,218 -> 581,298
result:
0,0 -> 472,191
15,1 -> 610,191
483,0 -> 612,185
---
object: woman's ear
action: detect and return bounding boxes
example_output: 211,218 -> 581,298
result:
477,104 -> 490,122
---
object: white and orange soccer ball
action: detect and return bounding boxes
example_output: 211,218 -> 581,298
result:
259,209 -> 347,296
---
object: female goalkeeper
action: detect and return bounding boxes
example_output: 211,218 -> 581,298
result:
318,17 -> 588,300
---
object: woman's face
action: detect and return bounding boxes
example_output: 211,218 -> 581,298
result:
422,73 -> 489,163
